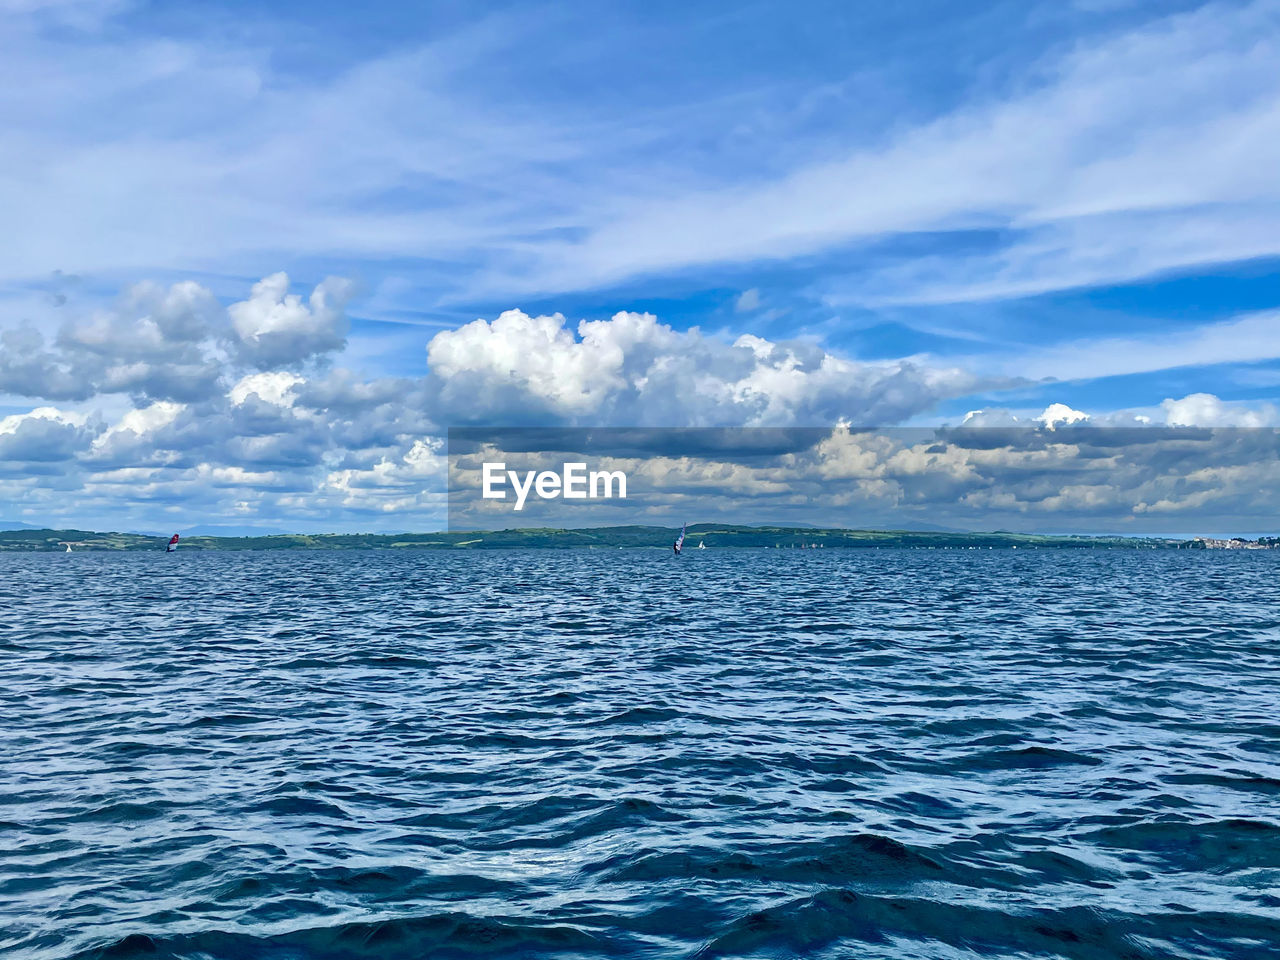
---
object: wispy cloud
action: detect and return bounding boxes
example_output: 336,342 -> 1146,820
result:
977,309 -> 1280,381
481,0 -> 1280,301
3,0 -> 1275,311
734,289 -> 761,313
0,7 -> 597,285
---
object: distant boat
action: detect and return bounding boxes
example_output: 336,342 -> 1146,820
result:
673,523 -> 686,556
64,543 -> 72,553
166,534 -> 180,553
697,540 -> 706,550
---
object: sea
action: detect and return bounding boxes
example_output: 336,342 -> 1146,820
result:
2,548 -> 1279,960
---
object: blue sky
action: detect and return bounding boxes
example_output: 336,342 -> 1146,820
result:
2,0 -> 1279,531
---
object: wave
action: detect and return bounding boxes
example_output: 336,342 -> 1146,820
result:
954,745 -> 1103,770
694,888 -> 1280,960
1083,818 -> 1280,871
591,833 -> 948,886
74,912 -> 615,960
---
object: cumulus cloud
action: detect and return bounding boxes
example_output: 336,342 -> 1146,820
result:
1036,403 -> 1089,430
0,326 -> 88,400
1161,392 -> 1279,427
961,403 -> 1093,429
229,371 -> 304,407
5,284 -> 993,529
960,394 -> 1280,433
318,438 -> 446,515
4,268 -> 1278,533
0,272 -> 350,407
426,309 -> 988,427
229,273 -> 353,368
89,400 -> 186,458
0,406 -> 92,465
0,272 -> 432,527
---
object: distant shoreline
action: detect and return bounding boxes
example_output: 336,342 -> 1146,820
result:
4,525 -> 1276,552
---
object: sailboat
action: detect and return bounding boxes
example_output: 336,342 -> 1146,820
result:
166,534 -> 180,553
64,543 -> 72,553
673,523 -> 686,556
697,540 -> 706,549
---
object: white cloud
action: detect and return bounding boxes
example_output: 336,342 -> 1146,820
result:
0,279 -> 223,401
0,0 -> 129,28
0,9 -> 589,288
0,274 -> 449,526
229,371 -> 304,407
427,309 -> 986,426
1037,403 -> 1090,429
103,401 -> 184,436
89,401 -> 186,462
959,394 -> 1278,430
0,405 -> 86,434
319,438 -> 446,514
4,265 -> 1278,533
0,406 -> 92,464
193,463 -> 286,488
490,0 -> 1280,301
0,273 -> 355,404
1161,392 -> 1279,427
734,288 -> 761,313
986,310 -> 1280,382
961,408 -> 1022,427
1,0 -> 1276,314
229,273 -> 352,368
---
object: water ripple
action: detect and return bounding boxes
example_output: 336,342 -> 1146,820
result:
2,549 -> 1279,959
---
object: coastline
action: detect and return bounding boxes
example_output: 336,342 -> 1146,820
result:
5,524 -> 1274,552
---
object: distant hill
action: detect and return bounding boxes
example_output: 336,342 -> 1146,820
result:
178,524 -> 294,537
0,523 -> 1202,552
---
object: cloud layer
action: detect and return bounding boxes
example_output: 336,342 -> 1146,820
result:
3,273 -> 1276,532
0,275 -> 1006,530
448,423 -> 1280,534
2,1 -> 1277,312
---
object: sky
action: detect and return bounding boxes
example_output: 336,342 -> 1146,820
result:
2,0 -> 1279,533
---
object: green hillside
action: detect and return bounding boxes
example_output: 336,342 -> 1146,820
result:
0,524 -> 1204,552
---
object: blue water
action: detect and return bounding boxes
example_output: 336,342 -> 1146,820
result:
2,549 -> 1279,960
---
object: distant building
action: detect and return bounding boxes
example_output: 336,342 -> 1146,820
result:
1193,537 -> 1276,550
